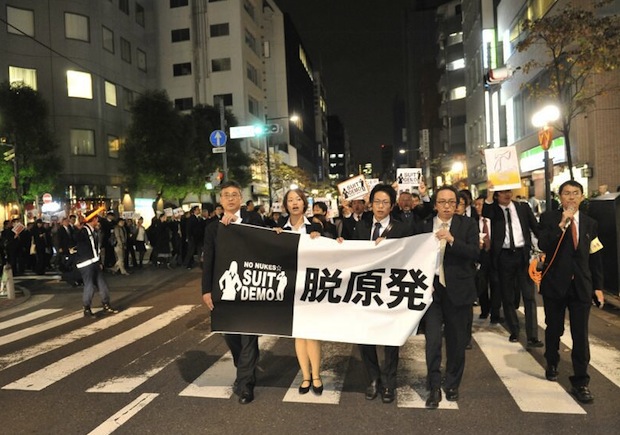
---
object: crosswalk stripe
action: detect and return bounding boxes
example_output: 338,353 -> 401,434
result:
282,341 -> 351,405
397,335 -> 459,409
475,330 -> 586,414
178,335 -> 279,399
87,393 -> 159,435
523,306 -> 620,389
2,305 -> 196,391
0,308 -> 62,331
0,307 -> 151,371
0,311 -> 84,347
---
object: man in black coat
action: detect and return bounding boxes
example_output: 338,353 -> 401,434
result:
420,185 -> 479,409
202,180 -> 264,405
347,184 -> 413,404
341,198 -> 371,240
483,184 -> 543,347
538,180 -> 605,404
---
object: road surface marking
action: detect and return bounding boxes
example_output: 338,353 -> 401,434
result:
0,308 -> 62,331
87,393 -> 159,435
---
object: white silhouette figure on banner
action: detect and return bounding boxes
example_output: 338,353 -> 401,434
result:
219,261 -> 242,301
275,271 -> 287,300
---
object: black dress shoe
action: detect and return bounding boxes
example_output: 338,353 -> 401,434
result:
465,341 -> 473,350
425,388 -> 441,409
298,379 -> 311,395
545,365 -> 559,381
238,391 -> 254,404
381,387 -> 395,404
311,377 -> 323,395
527,338 -> 544,348
509,333 -> 519,342
365,380 -> 381,400
571,385 -> 593,404
445,387 -> 459,401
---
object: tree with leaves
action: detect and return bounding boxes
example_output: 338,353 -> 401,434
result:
253,150 -> 312,202
517,0 -> 620,180
0,82 -> 62,208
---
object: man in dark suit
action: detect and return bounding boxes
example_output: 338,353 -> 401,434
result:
483,184 -> 543,347
420,185 -> 479,409
349,183 -> 412,404
202,180 -> 264,405
392,181 -> 433,232
538,180 -> 605,404
341,198 -> 371,240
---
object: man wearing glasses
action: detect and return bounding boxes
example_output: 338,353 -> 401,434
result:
202,180 -> 264,404
538,180 -> 604,403
419,185 -> 479,409
347,184 -> 412,404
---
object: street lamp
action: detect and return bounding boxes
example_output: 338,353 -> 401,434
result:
531,105 -> 560,209
263,114 -> 299,206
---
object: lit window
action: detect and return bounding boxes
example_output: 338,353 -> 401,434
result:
329,154 -> 336,159
137,49 -> 147,72
7,6 -> 34,37
66,70 -> 93,99
70,129 -> 95,155
449,86 -> 467,100
108,135 -> 120,158
102,26 -> 114,52
65,13 -> 89,41
447,58 -> 465,71
9,66 -> 37,90
337,154 -> 344,158
105,81 -> 117,106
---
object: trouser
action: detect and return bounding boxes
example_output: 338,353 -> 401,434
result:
358,344 -> 399,389
79,262 -> 111,307
223,334 -> 259,395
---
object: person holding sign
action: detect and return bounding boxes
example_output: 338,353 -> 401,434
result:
537,180 -> 605,404
274,189 -> 325,396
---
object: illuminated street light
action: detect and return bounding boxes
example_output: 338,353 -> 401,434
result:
531,104 -> 560,209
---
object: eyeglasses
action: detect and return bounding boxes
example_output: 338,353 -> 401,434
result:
221,193 -> 240,199
561,190 -> 582,197
372,200 -> 391,207
436,200 -> 457,207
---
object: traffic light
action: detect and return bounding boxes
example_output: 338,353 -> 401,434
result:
252,124 -> 282,136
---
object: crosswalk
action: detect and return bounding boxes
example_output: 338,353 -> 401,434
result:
1,303 -> 619,428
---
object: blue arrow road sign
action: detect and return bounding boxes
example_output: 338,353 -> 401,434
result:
209,130 -> 227,147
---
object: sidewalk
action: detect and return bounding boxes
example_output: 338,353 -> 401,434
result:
0,264 -> 201,312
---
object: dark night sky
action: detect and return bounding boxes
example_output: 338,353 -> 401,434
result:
274,0 -> 413,172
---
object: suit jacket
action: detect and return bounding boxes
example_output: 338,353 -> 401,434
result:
351,217 -> 412,241
482,200 -> 539,268
538,210 -> 604,303
341,211 -> 372,240
420,215 -> 479,306
275,216 -> 324,235
202,209 -> 264,295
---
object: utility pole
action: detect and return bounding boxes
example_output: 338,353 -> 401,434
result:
218,98 -> 228,182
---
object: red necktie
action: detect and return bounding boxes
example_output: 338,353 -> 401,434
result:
571,218 -> 578,249
482,218 -> 491,251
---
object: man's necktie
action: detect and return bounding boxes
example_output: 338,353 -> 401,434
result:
571,218 -> 578,249
371,222 -> 382,241
482,218 -> 491,252
439,222 -> 448,286
505,208 -> 515,250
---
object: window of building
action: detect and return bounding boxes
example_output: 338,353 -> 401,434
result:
173,62 -> 192,76
447,58 -> 465,71
104,81 -> 117,106
210,23 -> 229,37
245,29 -> 257,53
6,6 -> 35,37
447,32 -> 463,47
135,3 -> 145,27
102,26 -> 114,53
66,70 -> 93,99
248,96 -> 259,116
449,86 -> 467,101
70,129 -> 95,156
170,0 -> 189,8
208,0 -> 226,2
9,66 -> 37,90
171,28 -> 190,42
246,62 -> 259,85
211,58 -> 231,72
65,13 -> 89,42
123,87 -> 134,111
243,0 -> 255,20
137,49 -> 147,72
120,37 -> 131,63
108,135 -> 120,158
213,94 -> 233,106
119,0 -> 129,15
174,97 -> 194,111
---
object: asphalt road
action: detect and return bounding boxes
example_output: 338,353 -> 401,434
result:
1,266 -> 619,434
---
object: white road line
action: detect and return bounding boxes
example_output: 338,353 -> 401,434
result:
87,393 -> 159,435
179,335 -> 279,399
475,330 -> 586,414
282,341 -> 351,405
397,335 -> 459,410
0,311 -> 85,348
0,309 -> 63,331
2,305 -> 195,391
523,306 -> 620,388
0,307 -> 151,371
